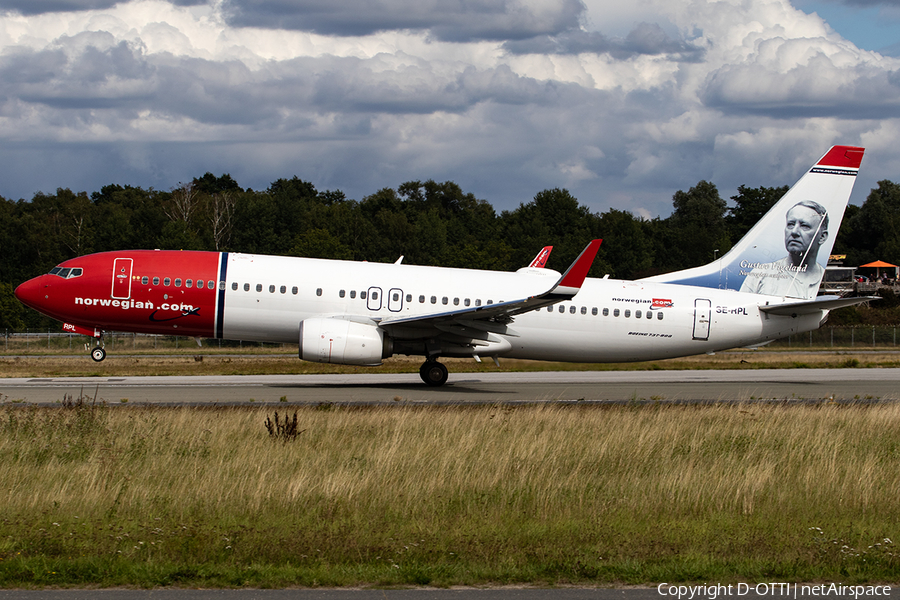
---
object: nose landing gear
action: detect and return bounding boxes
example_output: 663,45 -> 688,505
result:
419,360 -> 449,386
86,334 -> 106,362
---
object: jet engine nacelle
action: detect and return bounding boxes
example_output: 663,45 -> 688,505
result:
299,317 -> 392,366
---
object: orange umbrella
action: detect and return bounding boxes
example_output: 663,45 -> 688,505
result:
859,260 -> 898,279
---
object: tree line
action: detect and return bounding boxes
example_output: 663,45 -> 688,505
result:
2,174 -> 899,330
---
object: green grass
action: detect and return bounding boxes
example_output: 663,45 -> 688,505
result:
1,401 -> 899,587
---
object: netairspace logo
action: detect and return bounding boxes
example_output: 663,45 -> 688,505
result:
657,583 -> 892,599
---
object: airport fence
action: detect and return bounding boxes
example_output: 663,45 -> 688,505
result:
2,326 -> 899,354
1,330 -> 290,354
766,325 -> 900,349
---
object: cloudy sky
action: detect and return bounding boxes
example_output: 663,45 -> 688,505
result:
0,0 -> 898,219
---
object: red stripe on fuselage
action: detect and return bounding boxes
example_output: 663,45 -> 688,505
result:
17,250 -> 220,337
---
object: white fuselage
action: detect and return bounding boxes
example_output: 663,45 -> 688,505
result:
221,253 -> 822,362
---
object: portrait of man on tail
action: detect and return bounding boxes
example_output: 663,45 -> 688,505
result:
739,200 -> 829,299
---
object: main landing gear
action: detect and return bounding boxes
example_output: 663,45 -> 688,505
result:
419,360 -> 448,387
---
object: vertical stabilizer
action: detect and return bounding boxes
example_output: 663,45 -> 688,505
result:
641,145 -> 865,299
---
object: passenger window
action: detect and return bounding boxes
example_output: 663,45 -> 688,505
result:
558,305 -> 564,313
350,290 -> 357,299
164,277 -> 171,286
475,299 -> 481,307
153,277 -> 160,286
624,310 -> 631,318
442,297 -> 448,305
339,290 -> 346,298
581,306 -> 587,315
603,308 -> 609,316
243,283 -> 250,291
431,296 -> 437,304
280,286 -> 286,294
317,288 -> 323,297
292,286 -> 298,295
186,279 -> 193,288
256,284 -> 263,292
175,279 -> 182,287
547,306 -> 552,312
465,299 -> 470,306
592,307 -> 597,316
232,282 -> 238,291
393,293 -> 400,301
269,285 -> 275,293
613,309 -> 620,317
360,291 -> 366,299
569,306 -> 576,314
141,276 -> 149,285
635,310 -> 641,318
487,300 -> 493,305
453,298 -> 459,306
657,312 -> 664,320
419,295 -> 425,303
197,280 -> 204,289
406,294 -> 412,302
646,311 -> 652,319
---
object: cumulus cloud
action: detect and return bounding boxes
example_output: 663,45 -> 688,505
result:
503,22 -> 705,61
0,0 -> 897,218
0,0 -> 205,14
220,0 -> 584,42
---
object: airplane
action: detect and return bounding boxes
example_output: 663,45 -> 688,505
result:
15,145 -> 870,386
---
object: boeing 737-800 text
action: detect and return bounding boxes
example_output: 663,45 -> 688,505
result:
15,146 -> 869,385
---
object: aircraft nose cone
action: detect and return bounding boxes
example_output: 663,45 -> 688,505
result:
14,277 -> 47,310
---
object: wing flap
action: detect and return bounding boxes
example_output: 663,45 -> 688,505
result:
379,239 -> 601,336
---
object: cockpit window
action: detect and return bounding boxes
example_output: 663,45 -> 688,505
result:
49,266 -> 83,279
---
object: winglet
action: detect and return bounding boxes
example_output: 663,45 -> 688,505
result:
550,239 -> 602,296
528,246 -> 553,268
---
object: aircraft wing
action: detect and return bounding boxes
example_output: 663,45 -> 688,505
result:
758,295 -> 879,316
377,240 -> 601,336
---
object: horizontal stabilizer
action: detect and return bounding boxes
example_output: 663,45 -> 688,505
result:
759,295 -> 878,316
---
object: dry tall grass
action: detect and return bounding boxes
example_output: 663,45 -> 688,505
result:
1,403 -> 898,585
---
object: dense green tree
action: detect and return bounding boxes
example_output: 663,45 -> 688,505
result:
595,209 -> 655,279
663,180 -> 730,271
501,188 -> 600,273
843,180 -> 900,266
727,184 -> 789,241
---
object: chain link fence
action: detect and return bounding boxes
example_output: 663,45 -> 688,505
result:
1,330 -> 289,353
766,326 -> 899,348
3,326 -> 899,354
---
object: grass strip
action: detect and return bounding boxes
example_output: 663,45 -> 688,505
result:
0,402 -> 898,587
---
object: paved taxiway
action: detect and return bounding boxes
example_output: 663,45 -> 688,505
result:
1,368 -> 898,405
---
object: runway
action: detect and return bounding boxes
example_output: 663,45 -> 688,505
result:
1,368 -> 898,405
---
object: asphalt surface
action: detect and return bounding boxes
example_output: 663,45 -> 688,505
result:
1,368 -> 899,405
0,587 -> 894,599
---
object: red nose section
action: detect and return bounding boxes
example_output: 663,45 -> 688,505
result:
14,276 -> 47,312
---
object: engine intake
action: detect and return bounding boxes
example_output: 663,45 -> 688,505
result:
299,317 -> 392,366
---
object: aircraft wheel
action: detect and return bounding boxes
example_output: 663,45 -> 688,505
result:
419,360 -> 448,387
90,347 -> 107,362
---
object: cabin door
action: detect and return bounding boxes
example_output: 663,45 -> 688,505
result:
692,298 -> 711,341
111,258 -> 133,300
